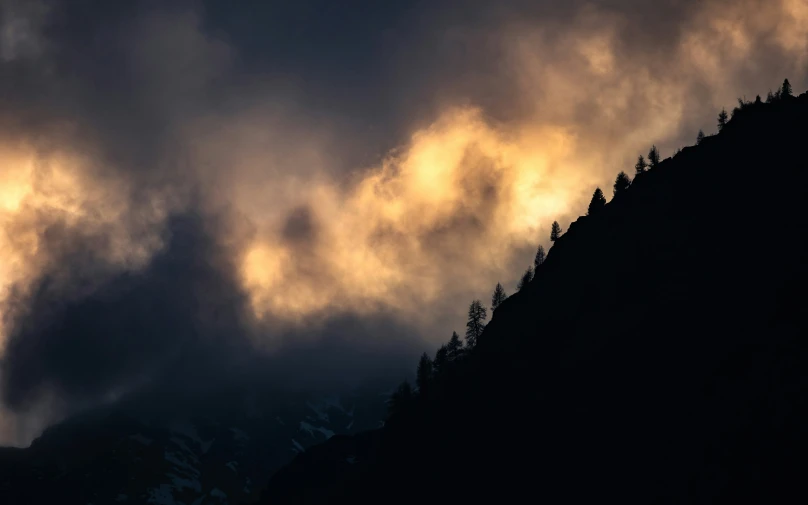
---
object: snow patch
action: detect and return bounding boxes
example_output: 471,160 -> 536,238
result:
299,421 -> 335,440
291,439 -> 305,453
226,461 -> 238,473
167,473 -> 201,493
169,437 -> 196,458
346,420 -> 354,430
159,435 -> 202,500
306,401 -> 329,422
147,484 -> 176,505
275,416 -> 285,425
210,487 -> 227,500
346,456 -> 357,464
115,494 -> 128,502
170,421 -> 214,454
322,394 -> 345,414
165,450 -> 198,475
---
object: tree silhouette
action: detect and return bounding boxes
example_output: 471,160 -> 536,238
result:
696,129 -> 705,144
491,283 -> 508,311
550,221 -> 562,242
388,380 -> 413,417
416,353 -> 433,395
447,331 -> 463,361
755,95 -> 762,105
634,155 -> 647,175
516,266 -> 534,292
433,344 -> 448,375
587,187 -> 606,216
766,90 -> 775,103
465,301 -> 487,348
534,245 -> 546,271
782,78 -> 792,98
613,171 -> 631,196
647,146 -> 660,169
718,108 -> 728,131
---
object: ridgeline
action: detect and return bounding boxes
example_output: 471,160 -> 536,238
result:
261,84 -> 808,504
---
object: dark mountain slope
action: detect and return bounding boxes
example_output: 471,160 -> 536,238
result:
262,92 -> 808,504
0,382 -> 393,504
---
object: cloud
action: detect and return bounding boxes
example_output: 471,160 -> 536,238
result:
231,0 -> 808,331
0,0 -> 805,444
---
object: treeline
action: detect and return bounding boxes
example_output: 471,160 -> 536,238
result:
387,78 -> 797,417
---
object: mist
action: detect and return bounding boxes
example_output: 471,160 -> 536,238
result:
0,0 -> 806,445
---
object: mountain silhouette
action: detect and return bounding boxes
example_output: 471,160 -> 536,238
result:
260,90 -> 808,504
0,381 -> 393,504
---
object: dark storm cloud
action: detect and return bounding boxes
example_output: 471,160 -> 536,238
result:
0,211 -> 249,409
0,205 -> 423,413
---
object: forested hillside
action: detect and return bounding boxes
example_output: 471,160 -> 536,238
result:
262,82 -> 808,504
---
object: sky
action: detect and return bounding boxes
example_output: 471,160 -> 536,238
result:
0,0 -> 806,445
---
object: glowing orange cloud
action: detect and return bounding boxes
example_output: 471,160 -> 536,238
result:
233,108 -> 600,328
0,144 -> 167,351
225,0 -> 808,333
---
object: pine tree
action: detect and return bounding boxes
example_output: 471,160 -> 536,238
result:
388,380 -> 413,417
464,301 -> 487,348
647,146 -> 660,169
447,331 -> 463,361
782,78 -> 792,98
433,344 -> 448,375
634,155 -> 647,175
766,90 -> 775,103
550,221 -> 562,242
416,352 -> 433,395
755,95 -> 762,105
534,245 -> 546,271
696,129 -> 705,144
587,187 -> 606,216
516,266 -> 534,292
613,171 -> 631,196
491,283 -> 508,311
717,108 -> 728,131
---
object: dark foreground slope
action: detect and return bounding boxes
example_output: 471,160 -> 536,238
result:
262,93 -> 808,504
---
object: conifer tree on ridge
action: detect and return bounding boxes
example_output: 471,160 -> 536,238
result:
416,353 -> 433,395
447,331 -> 464,360
550,221 -> 562,242
516,266 -> 534,292
613,171 -> 631,196
491,283 -> 508,311
635,155 -> 648,175
587,187 -> 606,216
717,108 -> 728,131
465,301 -> 487,348
534,245 -> 546,271
647,146 -> 660,169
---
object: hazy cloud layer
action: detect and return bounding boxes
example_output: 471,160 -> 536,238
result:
0,0 -> 806,444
